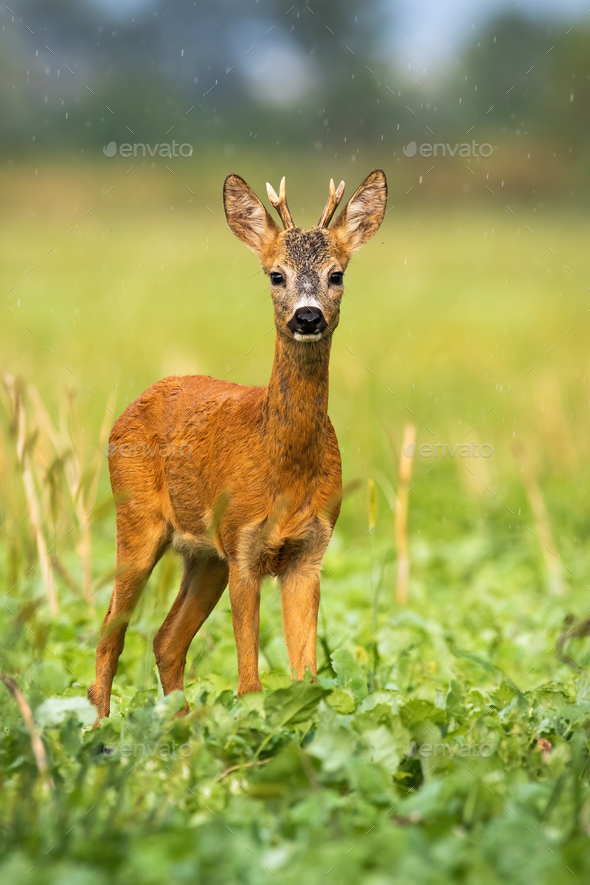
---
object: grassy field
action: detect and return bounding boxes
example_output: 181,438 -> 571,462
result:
1,159 -> 590,883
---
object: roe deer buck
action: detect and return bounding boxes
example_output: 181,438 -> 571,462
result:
88,169 -> 387,723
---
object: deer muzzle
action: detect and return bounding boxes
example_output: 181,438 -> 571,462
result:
287,306 -> 328,341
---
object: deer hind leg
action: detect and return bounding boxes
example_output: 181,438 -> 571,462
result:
153,555 -> 228,711
88,519 -> 169,724
280,569 -> 321,680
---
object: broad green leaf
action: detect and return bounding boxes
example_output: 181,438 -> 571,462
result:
264,681 -> 329,728
331,648 -> 368,704
446,679 -> 464,719
399,698 -> 446,728
363,725 -> 401,774
308,718 -> 358,773
346,756 -> 395,803
261,671 -> 291,691
326,687 -> 356,714
36,695 -> 96,728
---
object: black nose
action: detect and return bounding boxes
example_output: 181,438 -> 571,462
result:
287,306 -> 328,336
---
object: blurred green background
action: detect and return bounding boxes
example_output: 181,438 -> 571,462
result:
2,2 -> 590,883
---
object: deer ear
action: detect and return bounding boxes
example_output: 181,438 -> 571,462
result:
331,169 -> 387,253
223,174 -> 280,259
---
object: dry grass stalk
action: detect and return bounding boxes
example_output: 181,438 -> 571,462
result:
29,386 -> 116,614
513,441 -> 563,596
396,423 -> 416,605
3,375 -> 58,616
367,477 -> 377,531
533,373 -> 577,469
0,674 -> 54,790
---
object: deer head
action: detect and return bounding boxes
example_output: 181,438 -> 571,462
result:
223,170 -> 387,343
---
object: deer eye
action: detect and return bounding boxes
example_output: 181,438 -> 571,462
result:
270,272 -> 285,286
330,271 -> 343,286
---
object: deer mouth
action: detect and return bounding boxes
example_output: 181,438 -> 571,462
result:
293,331 -> 324,342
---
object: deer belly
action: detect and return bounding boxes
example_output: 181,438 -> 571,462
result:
171,529 -> 219,558
237,516 -> 333,578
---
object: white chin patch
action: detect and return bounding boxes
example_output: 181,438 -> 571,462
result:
293,332 -> 323,342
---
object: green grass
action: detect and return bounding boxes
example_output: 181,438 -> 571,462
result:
1,161 -> 590,883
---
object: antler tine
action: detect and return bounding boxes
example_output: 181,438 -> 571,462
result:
266,176 -> 295,230
317,178 -> 345,228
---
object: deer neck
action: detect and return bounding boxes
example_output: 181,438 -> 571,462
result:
263,334 -> 331,474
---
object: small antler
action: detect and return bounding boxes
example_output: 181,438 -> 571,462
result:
317,178 -> 345,228
266,177 -> 295,230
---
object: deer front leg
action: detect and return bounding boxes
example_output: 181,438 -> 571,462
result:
280,570 -> 320,680
228,565 -> 262,696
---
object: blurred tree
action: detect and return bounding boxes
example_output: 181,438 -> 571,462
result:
0,0 -> 588,179
0,0 -> 391,150
446,12 -> 590,147
283,0 -> 391,142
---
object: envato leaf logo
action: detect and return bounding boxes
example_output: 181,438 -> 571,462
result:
403,140 -> 494,158
102,140 -> 194,158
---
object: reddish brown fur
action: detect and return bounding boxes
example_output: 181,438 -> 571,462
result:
88,170 -> 387,723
